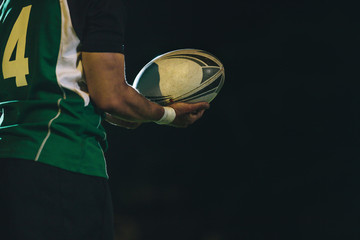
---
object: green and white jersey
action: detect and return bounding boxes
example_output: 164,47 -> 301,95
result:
0,0 -> 125,178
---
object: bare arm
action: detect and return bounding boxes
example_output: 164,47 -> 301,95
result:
82,52 -> 164,122
82,52 -> 209,127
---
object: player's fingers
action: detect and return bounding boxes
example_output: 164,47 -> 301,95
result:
170,114 -> 197,128
190,102 -> 210,112
190,109 -> 206,119
170,102 -> 209,128
186,109 -> 206,125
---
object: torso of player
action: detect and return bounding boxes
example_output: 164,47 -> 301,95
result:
0,0 -> 124,178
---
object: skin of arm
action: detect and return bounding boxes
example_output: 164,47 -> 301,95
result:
82,52 -> 210,128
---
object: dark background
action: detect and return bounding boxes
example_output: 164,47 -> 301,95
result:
104,1 -> 360,239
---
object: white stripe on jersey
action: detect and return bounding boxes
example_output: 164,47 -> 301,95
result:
35,98 -> 63,161
56,0 -> 90,107
0,108 -> 4,127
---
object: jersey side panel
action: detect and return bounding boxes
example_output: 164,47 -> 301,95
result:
34,0 -> 108,178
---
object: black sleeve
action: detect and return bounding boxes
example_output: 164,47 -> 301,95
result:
67,0 -> 126,53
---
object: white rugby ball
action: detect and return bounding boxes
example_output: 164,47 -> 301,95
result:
132,49 -> 225,106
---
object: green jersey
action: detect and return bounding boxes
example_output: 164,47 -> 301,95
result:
0,0 -> 125,178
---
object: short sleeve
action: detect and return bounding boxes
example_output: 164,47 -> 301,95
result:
67,0 -> 126,53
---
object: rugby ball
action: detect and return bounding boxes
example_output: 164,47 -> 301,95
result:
132,49 -> 225,106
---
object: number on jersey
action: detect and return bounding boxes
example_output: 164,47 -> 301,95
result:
2,5 -> 32,87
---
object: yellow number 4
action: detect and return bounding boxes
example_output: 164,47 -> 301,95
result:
2,5 -> 32,87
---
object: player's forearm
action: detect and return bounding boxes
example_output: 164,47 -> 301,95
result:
104,83 -> 164,122
83,52 -> 165,123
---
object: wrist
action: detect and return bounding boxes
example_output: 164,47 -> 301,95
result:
155,107 -> 176,125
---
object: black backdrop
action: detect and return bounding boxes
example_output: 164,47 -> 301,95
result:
104,1 -> 360,239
